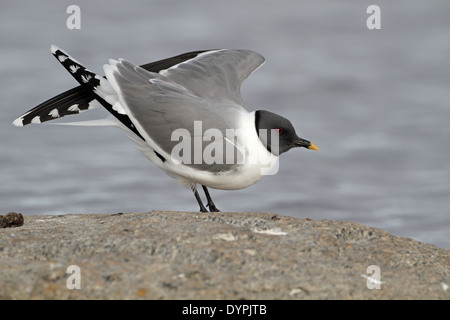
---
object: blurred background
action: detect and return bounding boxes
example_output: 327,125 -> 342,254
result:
1,0 -> 449,249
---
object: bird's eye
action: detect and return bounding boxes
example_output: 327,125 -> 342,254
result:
275,127 -> 283,134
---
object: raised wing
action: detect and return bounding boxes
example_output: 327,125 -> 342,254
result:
13,50 -> 210,127
158,49 -> 265,105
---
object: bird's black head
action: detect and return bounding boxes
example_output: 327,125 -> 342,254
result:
255,110 -> 318,156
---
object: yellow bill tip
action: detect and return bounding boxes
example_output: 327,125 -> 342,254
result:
308,142 -> 319,151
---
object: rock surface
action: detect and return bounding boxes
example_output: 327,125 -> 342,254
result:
0,211 -> 448,299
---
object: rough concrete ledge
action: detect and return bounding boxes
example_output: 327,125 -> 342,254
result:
0,211 -> 448,299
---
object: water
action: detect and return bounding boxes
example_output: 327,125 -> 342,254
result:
1,0 -> 449,249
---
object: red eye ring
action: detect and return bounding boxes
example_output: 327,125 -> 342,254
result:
275,127 -> 283,134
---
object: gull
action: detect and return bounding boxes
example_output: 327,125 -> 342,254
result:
13,46 -> 318,212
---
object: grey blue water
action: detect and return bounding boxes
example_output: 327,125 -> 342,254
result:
1,1 -> 449,249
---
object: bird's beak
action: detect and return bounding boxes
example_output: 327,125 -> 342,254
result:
308,142 -> 319,151
294,138 -> 319,151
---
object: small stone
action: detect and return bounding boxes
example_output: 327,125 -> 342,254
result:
0,212 -> 24,228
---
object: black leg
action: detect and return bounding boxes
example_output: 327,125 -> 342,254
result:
202,185 -> 220,212
193,186 -> 208,213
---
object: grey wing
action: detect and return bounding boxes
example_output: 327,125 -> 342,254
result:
104,54 -> 257,172
159,49 -> 265,105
